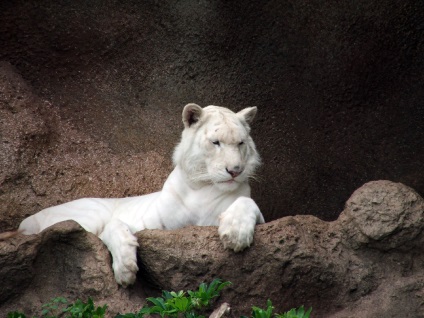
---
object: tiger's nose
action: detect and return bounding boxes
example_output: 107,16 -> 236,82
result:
226,166 -> 243,178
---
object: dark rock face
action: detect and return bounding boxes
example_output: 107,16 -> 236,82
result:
1,180 -> 424,317
0,1 -> 423,221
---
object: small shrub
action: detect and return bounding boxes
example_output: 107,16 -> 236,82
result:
242,300 -> 312,318
117,278 -> 231,318
249,299 -> 275,318
7,279 -> 312,318
61,298 -> 107,318
8,297 -> 107,318
41,297 -> 68,317
276,305 -> 312,318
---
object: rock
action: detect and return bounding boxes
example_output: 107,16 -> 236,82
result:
342,181 -> 424,250
1,1 -> 424,222
137,180 -> 424,317
1,180 -> 424,317
0,62 -> 170,232
0,221 -> 144,316
209,303 -> 231,318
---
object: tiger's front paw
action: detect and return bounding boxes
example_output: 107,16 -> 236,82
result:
99,219 -> 139,287
218,197 -> 259,252
111,235 -> 139,287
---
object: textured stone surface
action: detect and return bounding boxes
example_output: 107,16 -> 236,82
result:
0,221 -> 147,316
0,1 -> 423,221
1,180 -> 424,317
342,180 -> 424,250
0,62 -> 169,231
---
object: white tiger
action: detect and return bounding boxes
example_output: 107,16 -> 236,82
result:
13,103 -> 265,286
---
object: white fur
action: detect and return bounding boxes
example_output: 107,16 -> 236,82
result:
18,104 -> 265,286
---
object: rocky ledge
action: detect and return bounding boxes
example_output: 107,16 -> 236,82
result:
1,180 -> 423,318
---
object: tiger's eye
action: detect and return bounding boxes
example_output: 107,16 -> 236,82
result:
212,140 -> 220,146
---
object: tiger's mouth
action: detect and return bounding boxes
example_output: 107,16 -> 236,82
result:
217,177 -> 241,185
219,179 -> 236,183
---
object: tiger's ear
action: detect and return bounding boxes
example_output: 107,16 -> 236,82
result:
182,103 -> 203,128
237,106 -> 257,124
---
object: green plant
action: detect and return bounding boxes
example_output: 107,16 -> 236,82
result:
188,279 -> 232,308
121,278 -> 231,318
62,298 -> 107,318
7,280 -> 312,318
41,297 -> 68,318
7,297 -> 107,318
275,305 -> 312,318
250,300 -> 275,318
7,297 -> 68,318
243,300 -> 312,318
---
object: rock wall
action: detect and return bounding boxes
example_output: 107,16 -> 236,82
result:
1,180 -> 424,317
0,62 -> 169,231
0,1 -> 423,221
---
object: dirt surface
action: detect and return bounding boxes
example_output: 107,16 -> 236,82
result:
1,180 -> 424,317
1,1 -> 423,221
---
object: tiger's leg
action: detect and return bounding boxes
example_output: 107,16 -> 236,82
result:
218,197 -> 265,252
99,218 -> 139,287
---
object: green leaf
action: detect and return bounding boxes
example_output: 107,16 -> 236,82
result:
251,300 -> 274,318
147,297 -> 167,310
172,297 -> 191,312
139,305 -> 152,315
305,307 -> 312,318
275,305 -> 312,318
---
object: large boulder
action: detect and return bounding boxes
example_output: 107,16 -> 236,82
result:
1,180 -> 424,317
